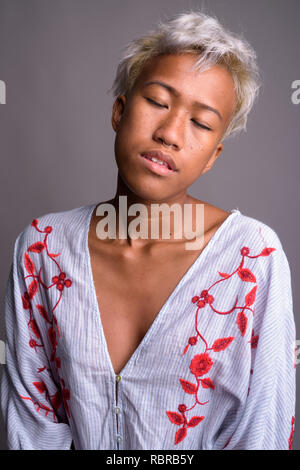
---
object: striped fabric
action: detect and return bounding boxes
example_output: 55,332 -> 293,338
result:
0,202 -> 296,450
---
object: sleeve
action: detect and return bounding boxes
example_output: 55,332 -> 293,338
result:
221,232 -> 296,450
0,231 -> 73,450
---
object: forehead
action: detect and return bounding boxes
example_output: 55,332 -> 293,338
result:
136,53 -> 232,86
133,53 -> 237,118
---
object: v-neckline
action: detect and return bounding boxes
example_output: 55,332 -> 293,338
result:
84,202 -> 240,378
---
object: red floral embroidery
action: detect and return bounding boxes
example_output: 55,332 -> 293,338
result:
166,238 -> 276,445
190,353 -> 213,377
222,435 -> 232,449
248,329 -> 259,349
288,416 -> 295,450
19,218 -> 72,422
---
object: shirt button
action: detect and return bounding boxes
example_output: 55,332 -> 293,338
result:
116,375 -> 121,382
114,406 -> 121,414
117,435 -> 122,443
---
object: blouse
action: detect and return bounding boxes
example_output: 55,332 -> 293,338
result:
0,202 -> 296,450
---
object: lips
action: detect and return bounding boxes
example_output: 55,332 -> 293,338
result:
140,150 -> 177,171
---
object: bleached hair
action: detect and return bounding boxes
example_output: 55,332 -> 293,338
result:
110,10 -> 261,140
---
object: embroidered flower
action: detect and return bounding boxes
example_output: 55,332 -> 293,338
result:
200,290 -> 209,299
178,404 -> 187,412
52,272 -> 72,291
190,353 -> 213,377
188,336 -> 198,346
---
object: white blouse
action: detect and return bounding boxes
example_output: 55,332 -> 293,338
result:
0,202 -> 296,449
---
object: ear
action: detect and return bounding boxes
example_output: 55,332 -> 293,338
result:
111,95 -> 127,132
201,142 -> 224,175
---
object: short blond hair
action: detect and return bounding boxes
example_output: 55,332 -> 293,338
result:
110,10 -> 261,140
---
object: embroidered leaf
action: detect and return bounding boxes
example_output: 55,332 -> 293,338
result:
250,335 -> 259,348
48,327 -> 57,350
33,381 -> 46,394
237,311 -> 248,336
223,436 -> 232,449
29,319 -> 41,339
201,378 -> 215,390
218,271 -> 231,278
245,286 -> 257,306
238,268 -> 256,283
182,344 -> 190,356
50,350 -> 56,362
53,314 -> 61,337
260,247 -> 276,256
36,304 -> 51,323
166,411 -> 184,425
180,378 -> 197,394
27,242 -> 45,253
24,252 -> 35,274
187,416 -> 204,427
48,252 -> 61,258
21,294 -> 31,310
55,357 -> 61,368
63,389 -> 70,400
28,279 -> 38,299
51,391 -> 62,411
175,427 -> 187,445
211,337 -> 234,352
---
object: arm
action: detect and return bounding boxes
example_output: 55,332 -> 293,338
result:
222,233 -> 296,450
0,232 -> 73,449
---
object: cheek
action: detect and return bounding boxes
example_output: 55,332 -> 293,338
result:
124,102 -> 153,127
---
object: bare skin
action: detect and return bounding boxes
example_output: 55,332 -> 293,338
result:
88,53 -> 237,375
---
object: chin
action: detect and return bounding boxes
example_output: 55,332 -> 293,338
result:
119,171 -> 175,203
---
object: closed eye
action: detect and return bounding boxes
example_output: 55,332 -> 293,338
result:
145,97 -> 166,108
192,120 -> 212,131
145,97 -> 212,131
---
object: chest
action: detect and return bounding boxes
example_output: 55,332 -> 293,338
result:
86,207 -> 230,375
88,243 -> 202,375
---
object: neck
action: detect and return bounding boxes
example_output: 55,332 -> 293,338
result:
95,172 -> 204,246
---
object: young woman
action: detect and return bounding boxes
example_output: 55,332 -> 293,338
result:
0,11 -> 296,450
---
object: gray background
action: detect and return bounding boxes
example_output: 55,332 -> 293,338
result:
0,0 -> 299,450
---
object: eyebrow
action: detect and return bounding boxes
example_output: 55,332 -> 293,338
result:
142,80 -> 223,121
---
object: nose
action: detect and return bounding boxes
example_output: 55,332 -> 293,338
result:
152,111 -> 185,150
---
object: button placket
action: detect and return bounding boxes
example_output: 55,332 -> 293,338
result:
115,374 -> 123,449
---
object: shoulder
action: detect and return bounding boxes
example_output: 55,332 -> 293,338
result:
202,200 -> 285,252
13,203 -> 95,266
230,211 -> 292,288
232,210 -> 286,255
